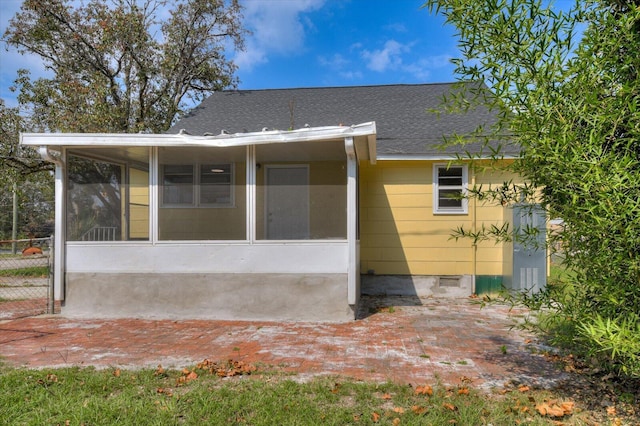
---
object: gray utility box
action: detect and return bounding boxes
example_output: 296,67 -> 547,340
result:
503,204 -> 547,294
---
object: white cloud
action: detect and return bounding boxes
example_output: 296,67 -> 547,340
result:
318,53 -> 348,69
384,22 -> 407,33
234,0 -> 326,71
361,40 -> 409,72
403,54 -> 453,80
339,70 -> 362,80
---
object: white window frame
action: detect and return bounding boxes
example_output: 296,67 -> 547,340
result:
160,162 -> 235,208
433,163 -> 468,215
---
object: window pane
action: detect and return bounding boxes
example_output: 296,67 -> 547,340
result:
163,183 -> 193,205
162,165 -> 194,205
200,184 -> 232,204
439,189 -> 463,208
438,167 -> 463,186
201,164 -> 231,184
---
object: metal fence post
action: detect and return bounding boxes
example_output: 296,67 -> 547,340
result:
48,235 -> 55,314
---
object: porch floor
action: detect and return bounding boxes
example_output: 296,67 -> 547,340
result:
0,296 -> 568,389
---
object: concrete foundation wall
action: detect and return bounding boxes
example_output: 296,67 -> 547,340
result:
63,273 -> 353,322
361,275 -> 473,298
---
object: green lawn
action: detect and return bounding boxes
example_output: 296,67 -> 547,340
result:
0,266 -> 48,278
0,363 -> 604,425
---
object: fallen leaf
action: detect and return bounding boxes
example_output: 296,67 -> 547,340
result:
392,418 -> 401,425
560,401 -> 574,413
353,414 -> 360,422
185,371 -> 198,381
411,405 -> 428,415
457,387 -> 469,395
372,412 -> 381,422
392,407 -> 405,413
415,385 -> 433,396
196,359 -> 213,369
606,406 -> 616,416
443,402 -> 457,411
154,365 -> 165,376
518,385 -> 530,393
381,393 -> 392,400
536,400 -> 573,418
113,369 -> 121,378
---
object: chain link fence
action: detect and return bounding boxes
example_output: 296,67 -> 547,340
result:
0,237 -> 54,320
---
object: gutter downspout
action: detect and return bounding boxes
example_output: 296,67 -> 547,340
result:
38,146 -> 66,302
345,137 -> 359,308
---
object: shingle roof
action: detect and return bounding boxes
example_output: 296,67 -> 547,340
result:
169,82 -> 518,158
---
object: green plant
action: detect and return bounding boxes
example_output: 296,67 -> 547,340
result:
424,0 -> 640,378
578,314 -> 640,378
0,266 -> 48,278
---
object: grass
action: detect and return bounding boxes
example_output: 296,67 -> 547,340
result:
0,266 -> 48,278
0,364 -> 600,426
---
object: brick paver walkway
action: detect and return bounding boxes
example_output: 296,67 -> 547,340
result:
0,296 -> 567,389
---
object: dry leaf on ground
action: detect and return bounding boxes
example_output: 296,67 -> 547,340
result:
415,385 -> 433,396
411,405 -> 428,414
536,400 -> 574,418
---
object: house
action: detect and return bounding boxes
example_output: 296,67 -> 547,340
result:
21,82 -> 545,321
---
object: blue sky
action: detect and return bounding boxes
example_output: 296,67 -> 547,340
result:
0,0 -> 460,107
0,0 -> 576,107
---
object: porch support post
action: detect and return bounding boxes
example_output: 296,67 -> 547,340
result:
345,137 -> 359,305
39,147 -> 66,301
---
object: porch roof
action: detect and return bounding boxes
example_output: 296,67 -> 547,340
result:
20,122 -> 377,163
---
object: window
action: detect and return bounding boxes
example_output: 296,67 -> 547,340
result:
433,164 -> 468,214
200,164 -> 233,205
161,163 -> 234,207
162,165 -> 194,205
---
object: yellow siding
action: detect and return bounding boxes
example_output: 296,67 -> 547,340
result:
359,160 -> 522,277
129,168 -> 149,239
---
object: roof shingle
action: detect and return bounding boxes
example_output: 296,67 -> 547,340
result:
169,82 -> 516,157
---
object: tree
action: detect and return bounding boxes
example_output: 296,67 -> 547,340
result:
0,100 -> 53,240
3,0 -> 246,133
1,0 -> 246,241
424,0 -> 640,377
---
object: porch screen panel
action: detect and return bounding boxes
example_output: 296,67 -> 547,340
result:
256,140 -> 347,240
66,147 -> 150,241
158,146 -> 246,241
